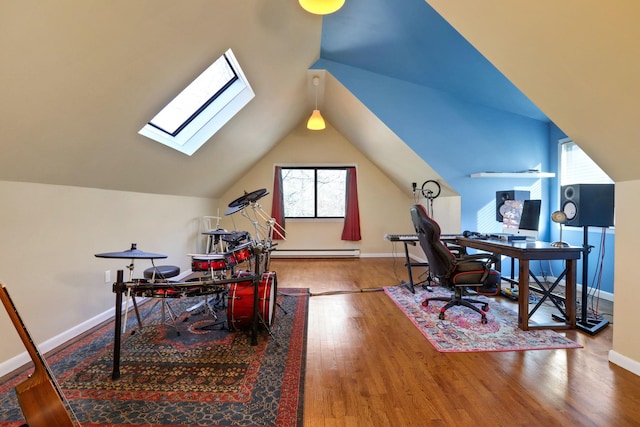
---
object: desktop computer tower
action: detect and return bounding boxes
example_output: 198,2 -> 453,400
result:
495,190 -> 530,222
560,183 -> 615,227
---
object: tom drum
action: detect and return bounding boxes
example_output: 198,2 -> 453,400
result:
191,254 -> 228,272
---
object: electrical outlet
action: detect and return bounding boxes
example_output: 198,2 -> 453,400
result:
104,270 -> 111,283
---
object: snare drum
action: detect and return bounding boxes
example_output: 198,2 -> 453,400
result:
129,279 -> 197,298
227,271 -> 277,331
227,241 -> 254,265
191,254 -> 228,272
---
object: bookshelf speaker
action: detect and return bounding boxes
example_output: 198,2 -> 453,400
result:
560,183 -> 615,227
495,190 -> 530,222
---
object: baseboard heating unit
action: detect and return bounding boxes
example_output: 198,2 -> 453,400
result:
271,249 -> 360,258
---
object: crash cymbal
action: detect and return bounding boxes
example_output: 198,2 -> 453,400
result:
95,243 -> 167,259
228,188 -> 269,208
202,229 -> 233,236
224,204 -> 245,216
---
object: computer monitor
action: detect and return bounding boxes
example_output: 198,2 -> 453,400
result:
501,199 -> 541,239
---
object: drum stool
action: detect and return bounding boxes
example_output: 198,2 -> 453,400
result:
144,265 -> 180,280
142,265 -> 181,334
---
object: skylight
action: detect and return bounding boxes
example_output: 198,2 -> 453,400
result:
139,49 -> 254,156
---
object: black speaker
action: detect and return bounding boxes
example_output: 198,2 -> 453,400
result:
496,190 -> 530,222
560,183 -> 615,227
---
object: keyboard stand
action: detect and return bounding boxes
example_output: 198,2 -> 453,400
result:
398,240 -> 430,294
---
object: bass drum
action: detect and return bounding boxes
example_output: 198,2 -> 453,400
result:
227,271 -> 277,331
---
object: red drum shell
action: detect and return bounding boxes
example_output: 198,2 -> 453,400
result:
192,255 -> 228,272
228,271 -> 277,331
129,279 -> 198,298
228,241 -> 254,264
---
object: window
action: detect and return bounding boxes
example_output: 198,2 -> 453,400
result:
139,48 -> 254,156
281,167 -> 348,218
559,139 -> 613,186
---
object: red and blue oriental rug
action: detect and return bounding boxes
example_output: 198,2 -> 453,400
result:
384,285 -> 581,352
0,289 -> 309,427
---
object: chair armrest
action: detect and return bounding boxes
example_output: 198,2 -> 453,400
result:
455,253 -> 499,265
443,242 -> 467,256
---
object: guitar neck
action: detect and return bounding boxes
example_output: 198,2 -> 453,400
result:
0,284 -> 79,427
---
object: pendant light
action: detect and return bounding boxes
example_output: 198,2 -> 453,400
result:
307,76 -> 325,130
299,0 -> 345,15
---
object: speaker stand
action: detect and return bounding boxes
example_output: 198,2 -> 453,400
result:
576,226 -> 609,335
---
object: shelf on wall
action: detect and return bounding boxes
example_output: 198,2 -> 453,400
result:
470,172 -> 556,179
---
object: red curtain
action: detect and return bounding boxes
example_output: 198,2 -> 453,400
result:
270,166 -> 285,240
341,167 -> 362,241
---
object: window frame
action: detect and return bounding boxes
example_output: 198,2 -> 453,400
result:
559,138 -> 613,187
280,166 -> 349,220
558,138 -> 615,229
138,48 -> 254,156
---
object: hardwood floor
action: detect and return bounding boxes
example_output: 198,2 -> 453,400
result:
271,257 -> 640,427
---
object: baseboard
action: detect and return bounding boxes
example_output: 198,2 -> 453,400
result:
609,350 -> 640,376
0,270 -> 196,378
272,249 -> 360,258
0,304 -> 119,377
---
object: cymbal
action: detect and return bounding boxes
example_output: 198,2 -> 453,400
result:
95,243 -> 168,259
228,188 -> 269,208
202,229 -> 233,236
224,204 -> 244,216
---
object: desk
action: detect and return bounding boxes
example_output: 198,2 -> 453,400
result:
456,237 -> 582,331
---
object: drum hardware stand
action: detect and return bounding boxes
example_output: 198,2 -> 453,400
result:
193,290 -> 229,331
142,294 -> 180,335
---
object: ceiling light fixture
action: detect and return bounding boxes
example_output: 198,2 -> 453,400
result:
299,0 -> 345,15
307,76 -> 325,131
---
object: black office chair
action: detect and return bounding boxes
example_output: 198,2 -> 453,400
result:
410,204 -> 501,323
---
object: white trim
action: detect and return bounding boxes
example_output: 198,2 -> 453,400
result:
609,350 -> 640,377
0,269 -> 195,377
0,303 -> 121,377
272,249 -> 360,258
139,49 -> 254,156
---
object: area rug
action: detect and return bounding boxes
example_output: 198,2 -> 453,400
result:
0,288 -> 309,427
384,285 -> 581,352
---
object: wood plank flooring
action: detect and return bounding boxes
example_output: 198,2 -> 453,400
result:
271,257 -> 640,427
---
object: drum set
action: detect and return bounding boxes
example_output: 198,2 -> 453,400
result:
96,189 -> 285,380
95,188 -> 285,334
185,188 -> 285,331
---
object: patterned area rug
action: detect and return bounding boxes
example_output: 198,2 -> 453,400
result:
384,285 -> 581,352
0,288 -> 309,427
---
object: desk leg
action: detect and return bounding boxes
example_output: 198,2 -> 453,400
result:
518,260 -> 530,331
565,259 -> 577,329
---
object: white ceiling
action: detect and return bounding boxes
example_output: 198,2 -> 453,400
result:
2,0 -> 638,200
0,1 -> 324,198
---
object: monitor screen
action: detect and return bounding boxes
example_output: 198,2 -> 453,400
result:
501,200 -> 523,233
501,199 -> 541,239
518,199 -> 541,232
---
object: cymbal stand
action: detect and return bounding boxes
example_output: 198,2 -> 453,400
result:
240,205 -> 269,243
248,201 -> 286,241
122,259 -> 143,334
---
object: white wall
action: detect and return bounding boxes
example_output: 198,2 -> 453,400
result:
611,180 -> 640,375
0,180 -> 214,373
217,121 -> 462,256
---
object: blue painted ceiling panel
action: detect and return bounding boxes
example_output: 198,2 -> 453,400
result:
320,0 -> 548,122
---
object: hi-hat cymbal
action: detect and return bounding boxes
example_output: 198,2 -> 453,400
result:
95,243 -> 167,259
228,188 -> 269,208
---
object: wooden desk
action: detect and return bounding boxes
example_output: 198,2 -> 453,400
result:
456,237 -> 582,331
